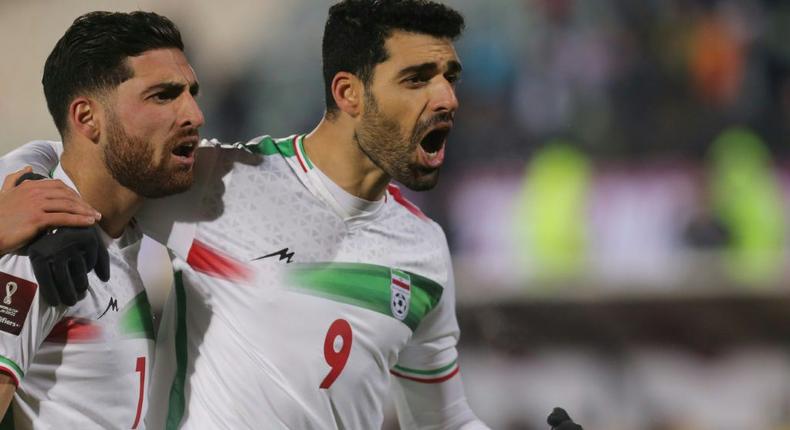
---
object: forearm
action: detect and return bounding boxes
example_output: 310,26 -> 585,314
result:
0,140 -> 61,177
392,374 -> 489,430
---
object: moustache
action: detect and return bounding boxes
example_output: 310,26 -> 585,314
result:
413,112 -> 455,140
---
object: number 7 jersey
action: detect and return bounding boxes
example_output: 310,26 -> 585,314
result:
0,165 -> 155,430
143,135 -> 476,429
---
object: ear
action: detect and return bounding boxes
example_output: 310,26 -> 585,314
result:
331,72 -> 363,118
68,97 -> 101,142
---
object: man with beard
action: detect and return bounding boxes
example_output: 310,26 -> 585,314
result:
0,11 -> 203,428
138,2 -> 487,427
1,1 -> 584,429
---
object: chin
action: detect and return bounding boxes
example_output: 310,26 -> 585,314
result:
398,171 -> 440,192
138,172 -> 194,199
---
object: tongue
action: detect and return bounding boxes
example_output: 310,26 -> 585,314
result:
419,144 -> 445,168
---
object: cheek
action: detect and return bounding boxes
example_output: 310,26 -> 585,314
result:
122,112 -> 173,154
373,86 -> 424,127
117,104 -> 173,138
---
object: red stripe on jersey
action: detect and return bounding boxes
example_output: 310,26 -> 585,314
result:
392,278 -> 410,290
45,317 -> 102,343
187,239 -> 252,282
387,184 -> 428,220
293,135 -> 308,172
390,365 -> 460,384
0,366 -> 19,387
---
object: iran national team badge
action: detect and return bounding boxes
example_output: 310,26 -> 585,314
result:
390,269 -> 411,321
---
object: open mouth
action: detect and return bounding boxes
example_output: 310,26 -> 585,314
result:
420,128 -> 449,156
171,140 -> 197,158
417,127 -> 450,168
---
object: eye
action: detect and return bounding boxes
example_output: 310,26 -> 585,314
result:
403,74 -> 429,88
445,73 -> 461,85
148,86 -> 184,103
152,91 -> 177,102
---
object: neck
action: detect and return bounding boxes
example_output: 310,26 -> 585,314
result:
60,143 -> 143,238
302,116 -> 390,201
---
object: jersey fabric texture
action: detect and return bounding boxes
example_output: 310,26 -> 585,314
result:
1,138 -> 486,429
0,165 -> 154,430
140,135 -> 472,429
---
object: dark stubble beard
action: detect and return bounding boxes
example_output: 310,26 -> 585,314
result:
103,110 -> 194,198
354,92 -> 441,191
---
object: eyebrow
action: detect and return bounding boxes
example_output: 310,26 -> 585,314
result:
146,81 -> 200,96
397,60 -> 463,78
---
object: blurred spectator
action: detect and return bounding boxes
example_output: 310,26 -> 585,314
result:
708,126 -> 785,285
513,140 -> 591,279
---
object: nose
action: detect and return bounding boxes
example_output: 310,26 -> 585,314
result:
180,93 -> 205,129
430,78 -> 459,114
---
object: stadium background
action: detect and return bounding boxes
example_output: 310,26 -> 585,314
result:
2,0 -> 790,429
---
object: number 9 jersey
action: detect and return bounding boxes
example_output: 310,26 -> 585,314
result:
143,135 -> 486,429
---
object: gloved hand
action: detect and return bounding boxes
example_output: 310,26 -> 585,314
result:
15,173 -> 110,306
547,407 -> 583,430
27,226 -> 110,306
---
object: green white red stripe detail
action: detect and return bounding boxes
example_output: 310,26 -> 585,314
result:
391,269 -> 410,291
390,359 -> 460,384
293,135 -> 312,172
0,355 -> 22,386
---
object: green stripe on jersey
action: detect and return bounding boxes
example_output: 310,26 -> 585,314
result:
166,271 -> 188,430
119,292 -> 156,340
0,356 -> 23,379
393,359 -> 458,376
246,135 -> 279,155
286,263 -> 443,331
248,135 -> 298,157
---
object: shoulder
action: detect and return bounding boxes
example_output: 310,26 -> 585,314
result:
197,135 -> 300,160
0,254 -> 35,284
384,184 -> 453,281
386,184 -> 445,235
0,140 -> 63,177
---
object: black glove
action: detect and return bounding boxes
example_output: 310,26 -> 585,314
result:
547,407 -> 583,430
15,173 -> 110,306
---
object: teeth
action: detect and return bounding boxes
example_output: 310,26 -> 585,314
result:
425,150 -> 438,158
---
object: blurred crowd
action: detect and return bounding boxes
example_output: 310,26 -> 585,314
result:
190,0 -> 790,292
4,0 -> 790,428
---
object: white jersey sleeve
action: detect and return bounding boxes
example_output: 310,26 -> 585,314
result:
0,140 -> 62,177
391,229 -> 488,429
0,254 -> 63,385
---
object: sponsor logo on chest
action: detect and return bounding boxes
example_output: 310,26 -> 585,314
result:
390,269 -> 411,321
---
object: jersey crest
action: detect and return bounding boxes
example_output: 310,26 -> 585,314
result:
390,269 -> 411,321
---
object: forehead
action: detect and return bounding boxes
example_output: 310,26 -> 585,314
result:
124,48 -> 197,87
380,31 -> 459,71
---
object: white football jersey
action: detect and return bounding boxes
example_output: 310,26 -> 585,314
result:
1,137 -> 485,430
0,165 -> 154,430
139,135 -> 463,429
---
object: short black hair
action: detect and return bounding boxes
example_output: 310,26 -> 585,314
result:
42,11 -> 185,136
322,0 -> 464,115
